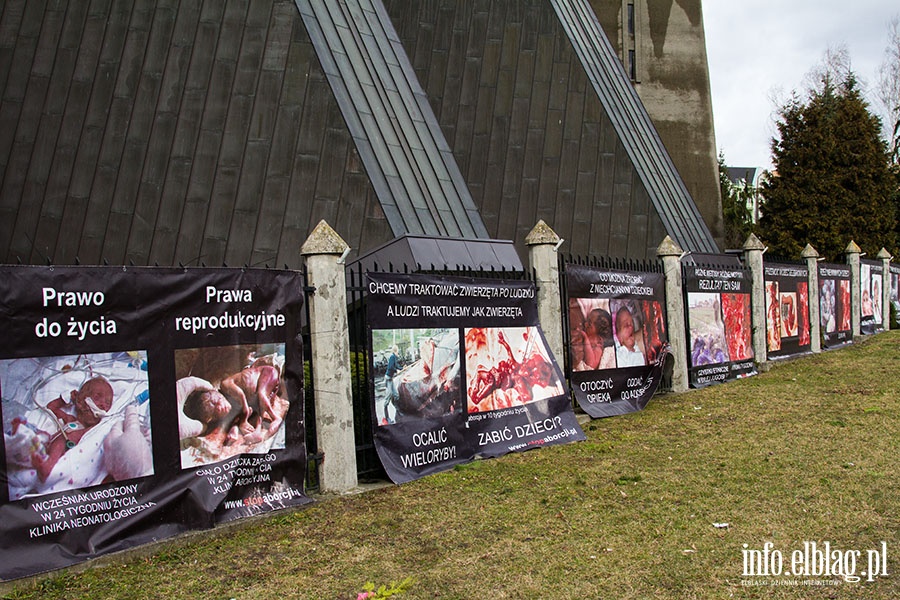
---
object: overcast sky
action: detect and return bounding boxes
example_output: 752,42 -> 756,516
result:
703,2 -> 899,172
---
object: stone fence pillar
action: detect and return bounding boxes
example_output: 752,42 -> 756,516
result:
657,236 -> 688,393
300,220 -> 357,494
801,244 -> 821,353
742,234 -> 767,364
878,248 -> 892,331
845,241 -> 862,337
526,220 -> 564,365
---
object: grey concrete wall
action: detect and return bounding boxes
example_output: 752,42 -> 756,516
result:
591,0 -> 725,248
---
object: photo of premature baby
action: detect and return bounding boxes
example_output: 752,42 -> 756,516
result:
2,352 -> 153,501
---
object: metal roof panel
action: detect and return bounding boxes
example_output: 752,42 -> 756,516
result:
295,0 -> 489,241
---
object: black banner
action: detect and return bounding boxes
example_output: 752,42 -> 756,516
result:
817,263 -> 852,348
564,264 -> 669,418
860,260 -> 884,335
0,266 -> 309,580
891,264 -> 899,303
366,273 -> 585,484
763,263 -> 811,359
684,265 -> 756,387
891,264 -> 900,328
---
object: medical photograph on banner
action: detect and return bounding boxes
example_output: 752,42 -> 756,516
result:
175,343 -> 290,469
2,352 -> 152,503
564,263 -> 669,418
0,266 -> 309,581
366,272 -> 585,485
818,263 -> 852,348
683,265 -> 756,387
860,260 -> 884,335
763,263 -> 811,359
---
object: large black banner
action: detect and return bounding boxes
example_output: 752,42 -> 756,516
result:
367,273 -> 585,484
818,263 -> 852,348
860,259 -> 884,335
0,266 -> 309,580
684,265 -> 756,387
565,264 -> 669,418
763,263 -> 811,359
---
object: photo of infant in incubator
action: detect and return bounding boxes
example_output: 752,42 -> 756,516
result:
2,352 -> 153,501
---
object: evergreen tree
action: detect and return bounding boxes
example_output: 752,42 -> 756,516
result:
759,74 -> 898,260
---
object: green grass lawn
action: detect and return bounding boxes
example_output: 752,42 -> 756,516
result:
4,332 -> 899,599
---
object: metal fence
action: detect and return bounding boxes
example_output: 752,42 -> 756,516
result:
292,263 -> 322,493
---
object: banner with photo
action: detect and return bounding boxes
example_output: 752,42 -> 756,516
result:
683,265 -> 756,387
859,259 -> 884,335
817,263 -> 853,348
564,264 -> 669,418
763,263 -> 811,359
367,272 -> 585,484
0,266 -> 309,581
891,264 -> 899,303
891,263 -> 900,327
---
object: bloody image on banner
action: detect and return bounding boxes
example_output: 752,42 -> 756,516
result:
366,272 -> 585,484
763,262 -> 811,360
683,264 -> 756,387
564,263 -> 669,418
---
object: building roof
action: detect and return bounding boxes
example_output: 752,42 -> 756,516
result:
0,0 -> 720,267
349,234 -> 523,273
295,0 -> 489,241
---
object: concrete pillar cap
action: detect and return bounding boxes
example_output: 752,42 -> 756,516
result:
844,240 -> 862,254
656,235 -> 683,257
742,233 -> 766,251
800,244 -> 819,259
301,220 -> 349,256
525,220 -> 561,246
